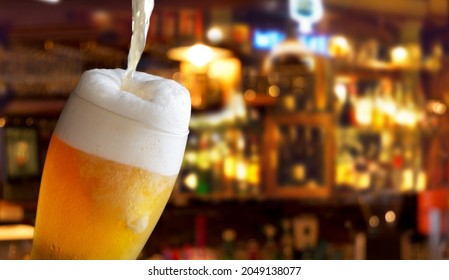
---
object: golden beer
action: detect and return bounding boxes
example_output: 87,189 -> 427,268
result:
31,136 -> 176,259
31,69 -> 190,259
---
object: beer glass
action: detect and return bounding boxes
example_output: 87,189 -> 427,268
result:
31,69 -> 190,259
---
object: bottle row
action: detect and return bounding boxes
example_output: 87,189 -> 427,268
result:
335,128 -> 426,192
176,126 -> 262,198
336,78 -> 426,130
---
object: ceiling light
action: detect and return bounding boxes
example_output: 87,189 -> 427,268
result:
207,27 -> 224,44
167,44 -> 232,68
36,0 -> 61,4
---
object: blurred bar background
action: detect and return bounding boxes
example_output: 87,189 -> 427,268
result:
1,0 -> 449,260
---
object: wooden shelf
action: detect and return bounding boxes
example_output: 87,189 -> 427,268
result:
244,94 -> 277,107
333,60 -> 430,80
2,99 -> 66,117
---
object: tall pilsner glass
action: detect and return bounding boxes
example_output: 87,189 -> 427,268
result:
31,69 -> 191,259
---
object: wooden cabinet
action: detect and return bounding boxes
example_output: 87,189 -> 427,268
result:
264,113 -> 334,199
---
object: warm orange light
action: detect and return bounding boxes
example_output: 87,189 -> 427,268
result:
183,173 -> 198,190
167,44 -> 232,68
369,216 -> 379,228
385,211 -> 396,223
207,27 -> 224,44
395,109 -> 418,128
188,44 -> 214,67
416,172 -> 427,192
401,168 -> 414,191
355,98 -> 373,126
236,160 -> 247,181
223,155 -> 236,179
268,85 -> 280,97
247,161 -> 260,186
334,83 -> 347,103
244,90 -> 257,101
329,36 -> 351,58
391,46 -> 409,65
427,100 -> 447,115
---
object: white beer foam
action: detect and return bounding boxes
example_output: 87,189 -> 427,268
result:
55,69 -> 191,176
76,69 -> 191,134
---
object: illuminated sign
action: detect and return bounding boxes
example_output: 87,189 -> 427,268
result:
253,29 -> 286,50
289,0 -> 324,34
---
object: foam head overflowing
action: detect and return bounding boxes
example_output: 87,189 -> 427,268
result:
55,69 -> 191,176
75,69 -> 190,134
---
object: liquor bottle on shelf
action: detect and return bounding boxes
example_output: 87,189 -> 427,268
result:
335,147 -> 356,188
290,126 -> 307,185
221,229 -> 236,260
235,131 -> 248,195
372,86 -> 386,130
247,239 -> 260,260
209,132 -> 225,195
394,81 -> 408,128
245,108 -> 263,195
246,135 -> 261,195
304,126 -> 318,186
391,145 -> 404,191
261,224 -> 280,260
378,79 -> 396,129
196,133 -> 212,195
402,85 -> 419,129
338,84 -> 356,127
277,126 -> 294,186
194,214 -> 208,259
414,152 -> 426,192
400,144 -> 419,192
280,219 -> 294,260
355,85 -> 373,128
354,153 -> 370,190
311,127 -> 325,185
178,133 -> 199,193
223,128 -> 239,195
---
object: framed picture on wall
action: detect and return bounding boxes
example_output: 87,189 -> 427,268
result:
4,127 -> 40,180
